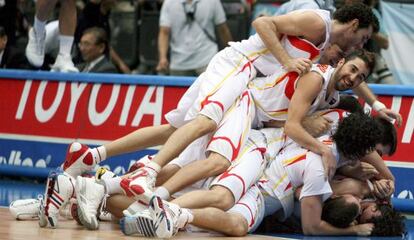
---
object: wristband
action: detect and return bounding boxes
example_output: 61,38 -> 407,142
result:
372,101 -> 386,112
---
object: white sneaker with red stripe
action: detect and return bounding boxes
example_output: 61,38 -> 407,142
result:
63,142 -> 96,178
39,170 -> 75,228
127,155 -> 153,174
75,176 -> 106,230
121,168 -> 156,204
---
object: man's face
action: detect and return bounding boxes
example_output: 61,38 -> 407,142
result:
333,57 -> 370,91
360,201 -> 382,223
339,23 -> 373,54
79,33 -> 104,63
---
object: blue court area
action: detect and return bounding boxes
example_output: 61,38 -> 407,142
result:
1,178 -> 412,240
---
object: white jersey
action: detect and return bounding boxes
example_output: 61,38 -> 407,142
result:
259,134 -> 338,220
249,64 -> 340,123
229,9 -> 331,76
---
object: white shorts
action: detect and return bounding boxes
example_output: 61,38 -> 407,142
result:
209,129 -> 266,203
228,184 -> 265,233
165,47 -> 257,127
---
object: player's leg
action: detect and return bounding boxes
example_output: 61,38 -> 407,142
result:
50,0 -> 78,72
26,0 -> 58,67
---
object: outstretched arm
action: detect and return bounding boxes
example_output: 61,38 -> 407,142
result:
284,72 -> 336,179
252,11 -> 324,74
352,82 -> 402,126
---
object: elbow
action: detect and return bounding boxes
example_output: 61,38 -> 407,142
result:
302,224 -> 321,236
284,121 -> 295,137
252,17 -> 267,31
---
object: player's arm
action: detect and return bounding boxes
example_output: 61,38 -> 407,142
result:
284,72 -> 336,178
352,82 -> 402,126
252,11 -> 322,74
301,195 -> 373,236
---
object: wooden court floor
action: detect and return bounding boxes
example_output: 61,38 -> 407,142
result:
0,208 -> 287,240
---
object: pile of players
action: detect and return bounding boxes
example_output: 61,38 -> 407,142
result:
10,3 -> 406,238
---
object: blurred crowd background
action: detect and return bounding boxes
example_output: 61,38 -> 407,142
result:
0,0 -> 411,84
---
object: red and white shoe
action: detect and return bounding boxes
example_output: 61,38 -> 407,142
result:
120,168 -> 156,204
127,155 -> 153,174
63,142 -> 96,178
39,170 -> 75,228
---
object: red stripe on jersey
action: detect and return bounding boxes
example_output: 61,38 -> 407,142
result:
284,72 -> 300,100
285,153 -> 307,166
287,36 -> 320,60
218,168 -> 247,196
200,95 -> 225,113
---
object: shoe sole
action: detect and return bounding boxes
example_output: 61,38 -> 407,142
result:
120,216 -> 155,237
75,177 -> 99,230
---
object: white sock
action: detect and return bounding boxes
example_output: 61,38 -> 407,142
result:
102,177 -> 123,195
154,186 -> 170,200
145,161 -> 161,177
177,208 -> 194,228
90,146 -> 107,164
58,35 -> 74,57
33,16 -> 46,35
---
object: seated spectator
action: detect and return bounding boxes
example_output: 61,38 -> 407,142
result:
76,27 -> 118,73
0,26 -> 29,69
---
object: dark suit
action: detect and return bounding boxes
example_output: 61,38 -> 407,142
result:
76,56 -> 118,73
0,47 -> 30,69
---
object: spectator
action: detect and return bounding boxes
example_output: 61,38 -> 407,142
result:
76,27 -> 117,73
157,0 -> 233,76
74,0 -> 131,73
0,26 -> 29,69
276,0 -> 336,16
364,0 -> 395,84
25,0 -> 78,72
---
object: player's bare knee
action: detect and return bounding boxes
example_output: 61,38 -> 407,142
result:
193,115 -> 217,135
210,186 -> 235,210
227,214 -> 248,236
206,153 -> 231,175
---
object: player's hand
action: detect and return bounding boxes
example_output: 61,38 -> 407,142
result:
377,108 -> 403,127
283,58 -> 312,76
156,57 -> 169,74
302,115 -> 332,137
321,148 -> 337,180
354,162 -> 379,181
373,179 -> 394,199
352,223 -> 374,236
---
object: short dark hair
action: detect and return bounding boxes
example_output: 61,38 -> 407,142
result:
337,95 -> 364,114
345,49 -> 376,77
322,196 -> 360,228
0,26 -> 6,37
333,112 -> 382,160
371,203 -> 406,236
333,3 -> 379,33
375,117 -> 398,156
82,27 -> 109,54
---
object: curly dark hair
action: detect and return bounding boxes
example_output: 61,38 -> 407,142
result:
375,117 -> 398,156
322,196 -> 360,228
333,3 -> 379,33
332,112 -> 382,160
371,203 -> 406,236
345,49 -> 376,77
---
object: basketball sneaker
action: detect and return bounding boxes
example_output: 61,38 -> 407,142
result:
63,142 -> 96,178
25,28 -> 45,67
120,209 -> 154,236
38,170 -> 75,228
51,54 -> 79,73
125,166 -> 157,204
149,196 -> 183,238
9,197 -> 41,220
75,176 -> 106,230
127,155 -> 153,174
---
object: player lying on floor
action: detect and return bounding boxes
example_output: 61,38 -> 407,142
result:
258,176 -> 405,236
